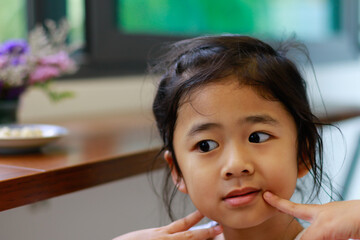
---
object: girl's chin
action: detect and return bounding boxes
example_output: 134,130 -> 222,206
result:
214,207 -> 278,230
221,219 -> 271,230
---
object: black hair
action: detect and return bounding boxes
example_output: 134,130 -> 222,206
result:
150,34 -> 330,220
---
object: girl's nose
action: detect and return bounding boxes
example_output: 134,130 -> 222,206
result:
221,147 -> 255,179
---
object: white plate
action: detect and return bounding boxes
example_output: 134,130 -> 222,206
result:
0,124 -> 68,151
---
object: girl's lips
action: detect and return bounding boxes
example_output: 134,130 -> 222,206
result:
223,188 -> 261,208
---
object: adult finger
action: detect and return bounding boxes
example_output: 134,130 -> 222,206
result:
166,210 -> 206,233
171,225 -> 223,240
263,191 -> 315,222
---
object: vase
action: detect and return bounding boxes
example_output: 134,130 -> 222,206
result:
0,99 -> 19,124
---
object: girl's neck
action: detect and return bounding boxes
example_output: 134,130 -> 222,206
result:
215,213 -> 303,240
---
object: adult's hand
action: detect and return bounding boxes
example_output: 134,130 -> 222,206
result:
263,191 -> 360,240
113,210 -> 222,240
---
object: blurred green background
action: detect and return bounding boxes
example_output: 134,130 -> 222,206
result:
116,0 -> 340,41
0,0 -> 340,43
0,0 -> 84,44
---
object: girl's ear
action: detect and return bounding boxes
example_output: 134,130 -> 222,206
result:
164,150 -> 188,194
297,154 -> 310,179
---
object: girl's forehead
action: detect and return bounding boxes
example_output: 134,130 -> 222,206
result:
179,75 -> 271,106
176,78 -> 291,124
180,75 -> 242,102
179,82 -> 255,114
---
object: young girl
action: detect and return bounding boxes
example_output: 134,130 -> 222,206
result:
114,35 -> 360,240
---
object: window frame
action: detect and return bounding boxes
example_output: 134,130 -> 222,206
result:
27,0 -> 360,78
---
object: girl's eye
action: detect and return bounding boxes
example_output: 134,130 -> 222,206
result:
197,140 -> 219,152
248,132 -> 270,143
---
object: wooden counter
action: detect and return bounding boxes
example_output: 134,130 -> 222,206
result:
0,114 -> 162,212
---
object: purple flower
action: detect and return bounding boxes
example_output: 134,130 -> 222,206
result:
0,20 -> 78,101
0,55 -> 7,68
39,51 -> 77,73
10,55 -> 27,65
0,40 -> 29,66
0,39 -> 29,56
29,66 -> 60,84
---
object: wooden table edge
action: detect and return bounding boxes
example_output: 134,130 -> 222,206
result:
0,148 -> 164,212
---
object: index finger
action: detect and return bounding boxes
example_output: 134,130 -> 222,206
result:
263,191 -> 315,222
166,210 -> 206,233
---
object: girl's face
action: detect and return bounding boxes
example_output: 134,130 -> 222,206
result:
166,76 -> 308,230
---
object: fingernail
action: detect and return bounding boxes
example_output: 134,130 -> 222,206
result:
214,225 -> 223,234
263,191 -> 273,199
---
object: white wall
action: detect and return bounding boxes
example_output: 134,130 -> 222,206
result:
306,59 -> 360,117
18,75 -> 158,122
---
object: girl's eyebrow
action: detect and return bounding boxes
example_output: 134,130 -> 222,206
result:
187,114 -> 279,137
187,123 -> 222,137
242,114 -> 279,126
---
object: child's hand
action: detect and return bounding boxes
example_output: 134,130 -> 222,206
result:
263,191 -> 360,240
112,210 -> 223,240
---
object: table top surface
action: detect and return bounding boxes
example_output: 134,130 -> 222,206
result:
0,114 -> 162,212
